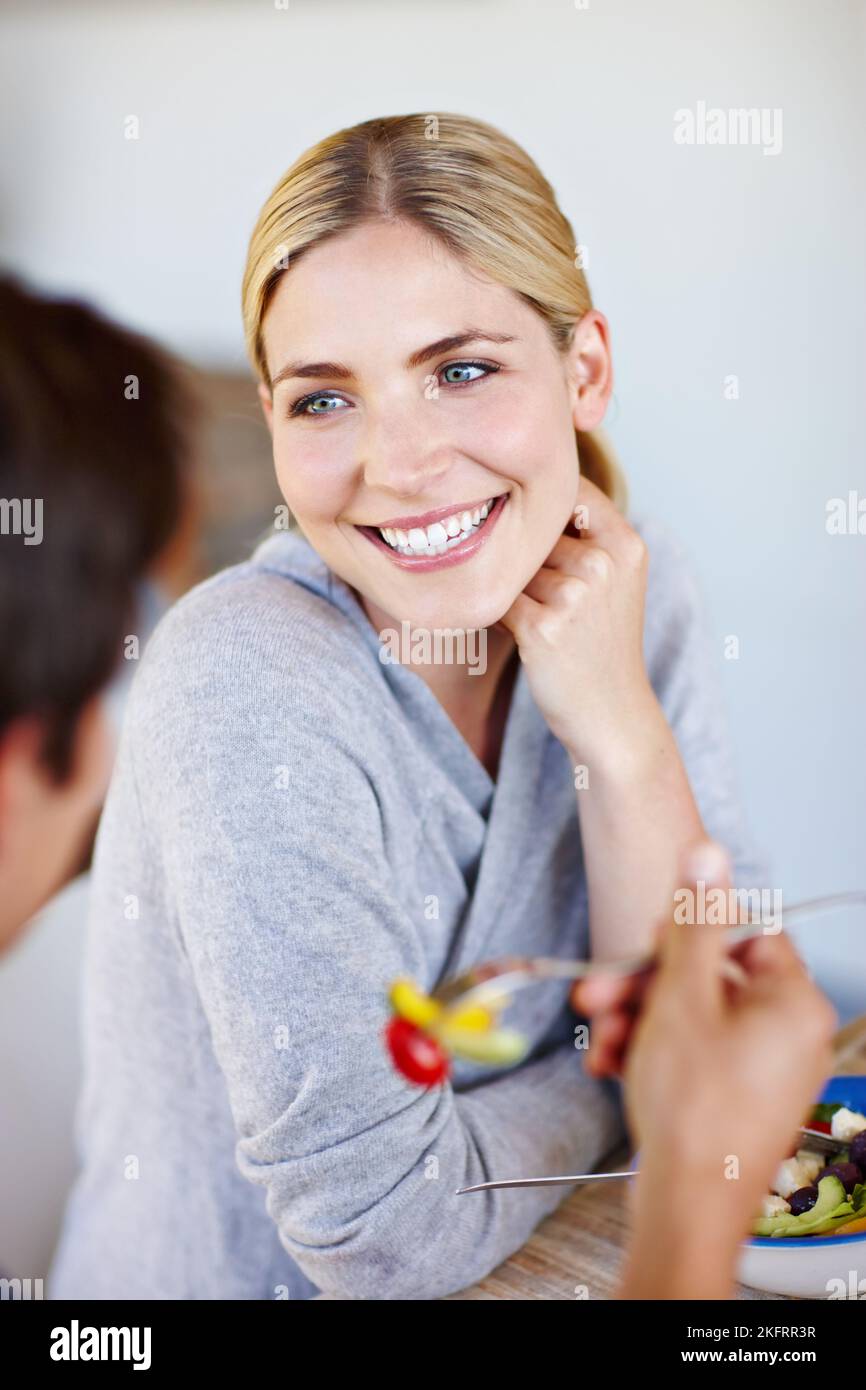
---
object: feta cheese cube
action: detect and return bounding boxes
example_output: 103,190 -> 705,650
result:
795,1149 -> 825,1183
830,1107 -> 866,1143
762,1193 -> 792,1219
773,1157 -> 810,1198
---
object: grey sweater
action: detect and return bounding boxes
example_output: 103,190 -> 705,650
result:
49,519 -> 764,1301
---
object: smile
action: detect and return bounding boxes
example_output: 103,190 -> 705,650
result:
380,496 -> 499,556
356,494 -> 508,571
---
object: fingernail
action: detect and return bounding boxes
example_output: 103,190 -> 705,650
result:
683,839 -> 730,886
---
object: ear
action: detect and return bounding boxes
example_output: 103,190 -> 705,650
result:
0,701 -> 111,825
257,381 -> 274,437
0,717 -> 48,826
565,309 -> 614,433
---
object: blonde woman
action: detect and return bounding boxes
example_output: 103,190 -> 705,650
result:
51,114 -> 764,1301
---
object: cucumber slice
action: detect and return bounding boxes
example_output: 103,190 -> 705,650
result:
752,1175 -> 851,1238
438,1024 -> 528,1066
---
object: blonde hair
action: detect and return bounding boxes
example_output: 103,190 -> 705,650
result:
242,112 -> 626,508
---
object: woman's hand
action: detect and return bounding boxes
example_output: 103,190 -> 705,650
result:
578,840 -> 838,1299
497,475 -> 655,767
500,471 -> 706,961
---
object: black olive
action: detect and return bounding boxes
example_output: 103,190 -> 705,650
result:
849,1132 -> 866,1173
816,1162 -> 861,1194
788,1185 -> 819,1216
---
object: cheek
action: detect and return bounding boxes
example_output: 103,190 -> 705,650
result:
461,381 -> 576,490
272,432 -> 354,522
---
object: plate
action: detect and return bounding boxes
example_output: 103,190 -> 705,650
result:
738,1075 -> 866,1299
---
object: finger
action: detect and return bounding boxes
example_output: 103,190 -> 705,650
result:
656,840 -> 733,1013
539,534 -> 615,580
585,1008 -> 634,1077
572,474 -> 637,552
496,591 -> 545,639
732,929 -> 806,982
736,932 -> 836,1026
571,472 -> 609,519
739,963 -> 838,1062
571,965 -> 652,1016
522,566 -> 590,609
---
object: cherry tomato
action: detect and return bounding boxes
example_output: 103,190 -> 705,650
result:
384,1016 -> 450,1086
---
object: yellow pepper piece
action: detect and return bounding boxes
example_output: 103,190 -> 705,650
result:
389,978 -> 443,1029
441,1003 -> 495,1033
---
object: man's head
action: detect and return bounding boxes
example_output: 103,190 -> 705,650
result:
0,276 -> 191,951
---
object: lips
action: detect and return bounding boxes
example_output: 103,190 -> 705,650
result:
372,496 -> 499,532
378,497 -> 497,557
357,492 -> 509,573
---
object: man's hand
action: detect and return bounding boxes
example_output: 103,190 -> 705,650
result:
574,839 -> 838,1298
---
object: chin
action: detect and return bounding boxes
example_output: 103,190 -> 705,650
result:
382,587 -> 514,636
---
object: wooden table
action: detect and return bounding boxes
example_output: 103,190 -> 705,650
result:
445,1014 -> 866,1300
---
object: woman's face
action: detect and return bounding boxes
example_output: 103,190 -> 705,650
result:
259,218 -> 611,632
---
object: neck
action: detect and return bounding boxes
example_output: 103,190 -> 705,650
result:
357,595 -> 518,775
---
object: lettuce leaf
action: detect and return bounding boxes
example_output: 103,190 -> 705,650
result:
811,1102 -> 845,1124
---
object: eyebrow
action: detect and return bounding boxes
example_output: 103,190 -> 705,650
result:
269,328 -> 517,390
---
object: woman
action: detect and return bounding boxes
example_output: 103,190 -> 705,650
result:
51,113 -> 765,1301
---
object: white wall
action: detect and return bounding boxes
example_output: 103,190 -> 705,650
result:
1,0 -> 865,1273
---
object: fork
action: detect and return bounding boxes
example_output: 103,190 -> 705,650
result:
455,1128 -> 848,1194
450,890 -> 866,1197
433,891 -> 866,1010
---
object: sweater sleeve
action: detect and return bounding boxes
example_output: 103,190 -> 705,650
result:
641,519 -> 769,888
130,585 -> 624,1301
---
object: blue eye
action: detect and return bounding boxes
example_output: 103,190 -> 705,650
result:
441,361 -> 495,385
290,392 -> 348,417
288,360 -> 497,419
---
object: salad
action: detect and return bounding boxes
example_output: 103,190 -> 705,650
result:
752,1102 -> 866,1238
384,978 -> 527,1085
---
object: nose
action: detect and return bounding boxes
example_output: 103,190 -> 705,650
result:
359,394 -> 452,498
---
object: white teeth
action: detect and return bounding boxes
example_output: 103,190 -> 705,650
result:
376,497 -> 500,556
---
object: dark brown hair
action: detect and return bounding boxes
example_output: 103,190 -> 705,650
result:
0,275 -> 193,780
